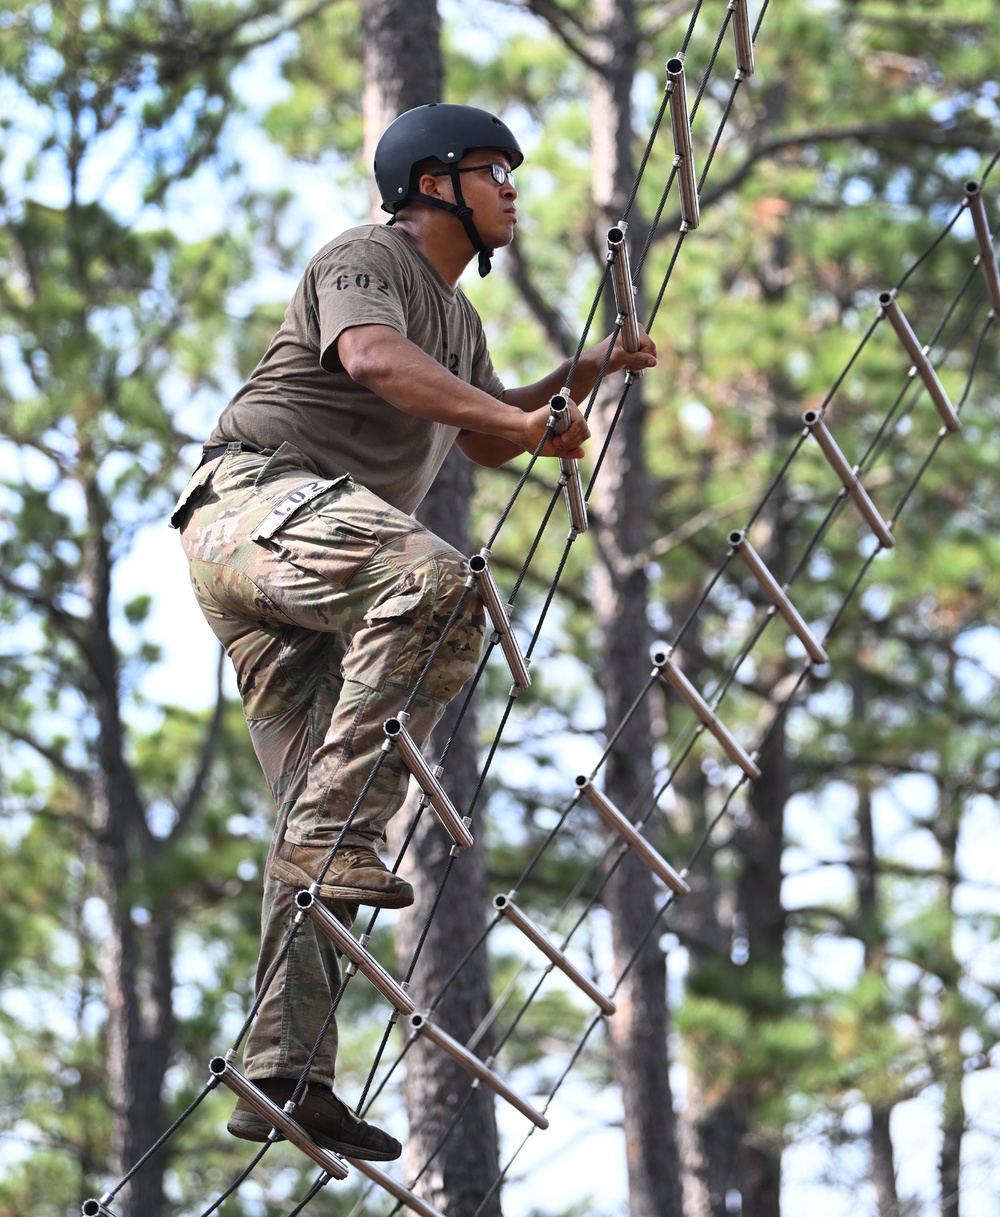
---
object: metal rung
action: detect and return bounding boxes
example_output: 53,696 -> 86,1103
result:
651,651 -> 762,780
347,1158 -> 446,1217
878,291 -> 960,432
607,224 -> 643,380
493,892 -> 616,1014
209,1057 -> 349,1180
558,457 -> 589,536
81,1199 -> 118,1217
409,1013 -> 549,1129
297,891 -> 415,1016
731,0 -> 755,77
802,410 -> 895,549
965,179 -> 1000,310
383,715 -> 473,851
468,551 -> 531,690
666,56 -> 700,230
549,393 -> 589,534
574,777 -> 691,896
728,530 -> 828,665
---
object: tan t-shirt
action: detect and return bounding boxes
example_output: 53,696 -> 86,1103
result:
208,224 -> 506,514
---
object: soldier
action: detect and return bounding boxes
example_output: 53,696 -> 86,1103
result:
171,102 -> 656,1160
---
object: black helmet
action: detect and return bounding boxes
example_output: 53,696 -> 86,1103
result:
374,103 -> 523,277
374,103 -> 523,214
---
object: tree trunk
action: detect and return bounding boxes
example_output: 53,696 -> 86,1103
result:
671,607 -> 740,1217
99,900 -> 174,1217
87,475 -> 173,1217
362,0 -> 442,218
683,1101 -> 740,1217
732,702 -> 788,1217
592,399 -> 684,1217
588,5 -> 683,1213
939,1072 -> 963,1217
677,496 -> 794,1217
936,661 -> 964,1217
591,363 -> 683,1217
395,448 -> 502,1217
870,1107 -> 899,1217
853,669 -> 901,1217
361,4 -> 502,1209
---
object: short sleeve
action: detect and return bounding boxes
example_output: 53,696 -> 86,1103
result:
312,239 -> 410,372
470,321 -> 506,400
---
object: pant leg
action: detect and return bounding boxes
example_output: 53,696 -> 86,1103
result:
281,534 -> 482,847
240,630 -> 355,1085
245,798 -> 358,1084
181,448 -> 484,848
176,446 -> 484,1078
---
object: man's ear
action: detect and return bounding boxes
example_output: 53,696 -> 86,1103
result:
417,170 -> 452,202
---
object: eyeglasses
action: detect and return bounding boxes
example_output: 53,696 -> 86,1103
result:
430,162 -> 516,189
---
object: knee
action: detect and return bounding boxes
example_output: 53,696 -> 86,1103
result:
434,549 -> 478,626
427,549 -> 485,693
342,546 -> 484,700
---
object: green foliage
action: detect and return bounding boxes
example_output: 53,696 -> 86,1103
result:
488,947 -> 600,1077
0,3 -> 338,1214
446,0 -> 1000,1206
677,987 -> 823,1131
263,1 -> 364,163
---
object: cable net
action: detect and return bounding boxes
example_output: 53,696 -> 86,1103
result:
83,2 -> 1000,1213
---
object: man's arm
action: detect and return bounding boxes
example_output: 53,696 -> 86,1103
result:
337,324 -> 590,464
501,327 -> 658,415
463,327 -> 658,466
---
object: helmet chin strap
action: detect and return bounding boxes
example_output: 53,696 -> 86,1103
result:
404,171 -> 495,277
456,208 -> 494,278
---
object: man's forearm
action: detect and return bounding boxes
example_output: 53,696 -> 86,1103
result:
339,324 -> 534,446
338,323 -> 591,466
501,337 -> 615,414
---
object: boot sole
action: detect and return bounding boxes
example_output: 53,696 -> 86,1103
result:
227,1112 -> 401,1161
270,856 -> 415,909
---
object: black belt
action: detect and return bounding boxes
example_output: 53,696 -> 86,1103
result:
197,441 -> 262,469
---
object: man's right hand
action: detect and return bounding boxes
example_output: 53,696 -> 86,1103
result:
522,398 -> 590,460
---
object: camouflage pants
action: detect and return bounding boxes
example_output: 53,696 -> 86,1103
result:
173,442 -> 484,1084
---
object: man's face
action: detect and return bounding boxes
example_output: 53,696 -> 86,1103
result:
442,148 -> 519,249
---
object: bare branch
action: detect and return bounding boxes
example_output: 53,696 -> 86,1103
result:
1,725 -> 91,793
511,0 -> 590,40
633,489 -> 759,568
504,241 -> 578,361
213,0 -> 349,58
113,0 -> 346,62
638,1 -> 698,43
172,645 -> 229,839
787,903 -> 859,936
689,120 -> 1000,228
0,569 -> 94,664
509,0 -> 603,73
24,805 -> 96,840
